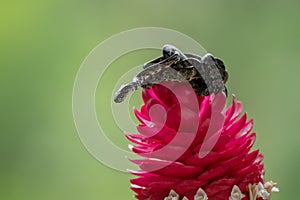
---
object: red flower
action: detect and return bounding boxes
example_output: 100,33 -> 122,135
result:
126,82 -> 272,200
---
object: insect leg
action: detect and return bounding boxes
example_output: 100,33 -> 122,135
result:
114,82 -> 139,103
185,53 -> 202,61
162,44 -> 187,60
143,56 -> 164,69
144,45 -> 187,69
169,53 -> 202,70
114,54 -> 183,103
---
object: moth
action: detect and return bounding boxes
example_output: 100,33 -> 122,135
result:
114,44 -> 228,103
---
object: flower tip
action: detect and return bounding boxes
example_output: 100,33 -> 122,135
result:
247,181 -> 279,200
257,182 -> 270,199
194,188 -> 208,200
264,181 -> 279,193
128,144 -> 134,151
164,190 -> 179,200
230,185 -> 245,200
272,187 -> 280,193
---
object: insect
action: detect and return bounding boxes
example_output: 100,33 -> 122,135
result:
114,44 -> 228,103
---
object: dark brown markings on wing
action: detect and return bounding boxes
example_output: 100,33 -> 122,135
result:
114,45 -> 229,103
215,58 -> 228,83
114,53 -> 184,103
184,53 -> 228,85
184,56 -> 226,96
138,53 -> 185,88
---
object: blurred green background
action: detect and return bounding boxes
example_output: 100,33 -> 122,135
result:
1,0 -> 300,199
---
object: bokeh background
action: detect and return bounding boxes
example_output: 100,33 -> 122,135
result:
1,0 -> 300,199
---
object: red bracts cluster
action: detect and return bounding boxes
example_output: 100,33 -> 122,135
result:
126,82 -> 266,200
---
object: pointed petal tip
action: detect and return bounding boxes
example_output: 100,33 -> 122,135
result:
230,185 -> 245,200
164,189 -> 179,200
194,187 -> 208,200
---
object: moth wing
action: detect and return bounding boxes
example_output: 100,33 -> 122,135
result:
136,62 -> 186,86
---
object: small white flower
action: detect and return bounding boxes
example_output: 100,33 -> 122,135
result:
257,182 -> 270,199
271,187 -> 280,193
264,180 -> 280,194
164,190 -> 179,200
229,185 -> 245,200
194,188 -> 208,200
